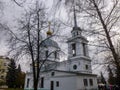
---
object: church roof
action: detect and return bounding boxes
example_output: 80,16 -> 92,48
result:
42,69 -> 97,76
41,38 -> 59,48
26,69 -> 97,77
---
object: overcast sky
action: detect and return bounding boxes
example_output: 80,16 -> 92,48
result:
0,0 -> 69,71
0,0 -> 108,76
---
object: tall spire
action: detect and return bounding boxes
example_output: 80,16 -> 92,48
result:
73,0 -> 77,28
73,3 -> 77,28
71,0 -> 82,37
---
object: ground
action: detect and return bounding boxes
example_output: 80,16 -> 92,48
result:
0,88 -> 23,90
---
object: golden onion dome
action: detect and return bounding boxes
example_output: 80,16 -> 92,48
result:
47,30 -> 52,36
47,22 -> 52,36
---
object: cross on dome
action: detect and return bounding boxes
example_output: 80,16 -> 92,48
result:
47,22 -> 52,36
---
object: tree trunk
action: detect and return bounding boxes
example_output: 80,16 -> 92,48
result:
92,0 -> 120,86
34,80 -> 38,90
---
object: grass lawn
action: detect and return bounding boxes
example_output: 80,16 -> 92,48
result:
2,88 -> 24,90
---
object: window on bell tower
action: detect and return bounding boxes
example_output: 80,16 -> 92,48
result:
72,43 -> 76,56
77,31 -> 79,35
85,65 -> 89,70
83,43 -> 86,56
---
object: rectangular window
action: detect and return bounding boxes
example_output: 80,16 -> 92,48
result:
56,81 -> 59,87
72,43 -> 76,56
83,79 -> 88,86
89,79 -> 93,86
41,77 -> 44,88
26,78 -> 30,88
46,50 -> 48,57
85,65 -> 88,70
83,43 -> 86,56
51,81 -> 54,90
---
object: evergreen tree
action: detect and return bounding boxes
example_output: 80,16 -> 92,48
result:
16,64 -> 26,88
100,72 -> 106,84
17,64 -> 21,72
6,59 -> 17,88
15,64 -> 26,88
20,72 -> 25,88
16,64 -> 21,88
108,65 -> 115,85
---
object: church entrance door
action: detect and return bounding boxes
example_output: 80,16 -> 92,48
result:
50,81 -> 54,90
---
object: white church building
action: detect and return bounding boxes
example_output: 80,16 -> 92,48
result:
24,7 -> 98,90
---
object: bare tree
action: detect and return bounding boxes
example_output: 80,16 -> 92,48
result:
55,0 -> 120,86
8,0 -> 120,86
4,1 -> 61,90
12,0 -> 26,7
107,65 -> 115,85
80,0 -> 120,86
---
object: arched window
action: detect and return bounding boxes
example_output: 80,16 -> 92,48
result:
26,78 -> 30,88
83,79 -> 88,86
72,43 -> 76,56
85,65 -> 89,70
83,43 -> 86,56
41,77 -> 44,88
45,50 -> 48,57
77,31 -> 78,35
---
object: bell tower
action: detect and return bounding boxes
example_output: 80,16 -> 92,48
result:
67,4 -> 89,59
67,3 -> 92,73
